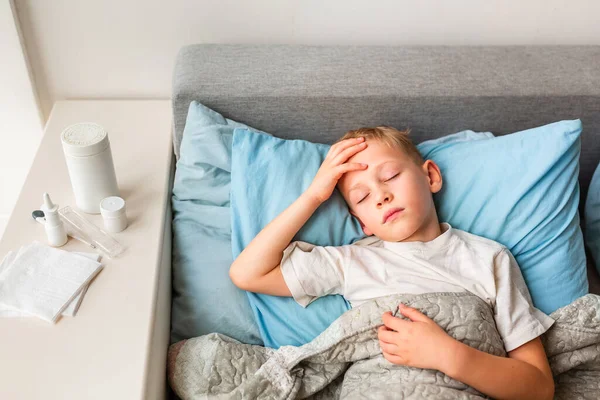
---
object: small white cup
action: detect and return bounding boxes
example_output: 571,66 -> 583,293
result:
100,196 -> 128,233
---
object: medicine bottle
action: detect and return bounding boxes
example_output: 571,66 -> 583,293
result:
100,196 -> 128,233
61,123 -> 120,214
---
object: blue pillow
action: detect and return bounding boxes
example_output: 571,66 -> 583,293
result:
230,128 -> 493,348
230,131 -> 361,348
170,101 -> 263,346
421,119 -> 588,314
585,163 -> 600,275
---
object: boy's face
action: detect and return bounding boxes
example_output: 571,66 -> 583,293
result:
337,139 -> 443,242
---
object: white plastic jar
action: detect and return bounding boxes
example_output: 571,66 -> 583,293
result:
61,122 -> 120,214
100,196 -> 128,233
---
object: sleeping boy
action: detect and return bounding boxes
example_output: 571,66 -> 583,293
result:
229,126 -> 555,400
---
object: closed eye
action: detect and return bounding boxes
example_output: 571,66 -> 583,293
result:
386,173 -> 400,181
357,194 -> 369,204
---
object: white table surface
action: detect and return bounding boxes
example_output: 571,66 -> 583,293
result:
0,100 -> 173,399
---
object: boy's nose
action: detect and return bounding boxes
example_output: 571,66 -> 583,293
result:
377,192 -> 393,206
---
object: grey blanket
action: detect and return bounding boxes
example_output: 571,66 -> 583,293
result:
167,292 -> 600,399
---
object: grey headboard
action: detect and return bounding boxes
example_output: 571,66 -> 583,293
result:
171,44 -> 600,218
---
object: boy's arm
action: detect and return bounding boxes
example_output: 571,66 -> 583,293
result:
444,247 -> 554,398
444,336 -> 554,400
229,137 -> 368,296
229,191 -> 322,296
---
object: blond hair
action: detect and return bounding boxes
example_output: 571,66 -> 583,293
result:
334,125 -> 424,166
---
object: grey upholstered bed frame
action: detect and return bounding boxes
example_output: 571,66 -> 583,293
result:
170,44 -> 600,306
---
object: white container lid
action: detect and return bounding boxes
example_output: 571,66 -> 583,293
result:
100,196 -> 126,218
61,122 -> 109,157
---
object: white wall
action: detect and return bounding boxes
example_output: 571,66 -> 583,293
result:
0,0 -> 43,239
13,0 -> 600,121
2,0 -> 600,240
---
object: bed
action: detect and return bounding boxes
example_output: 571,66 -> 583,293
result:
165,44 -> 600,399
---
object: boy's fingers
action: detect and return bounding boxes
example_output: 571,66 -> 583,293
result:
382,350 -> 405,366
382,311 -> 410,332
337,163 -> 366,180
377,325 -> 398,343
329,137 -> 365,158
332,141 -> 367,165
337,163 -> 368,174
379,340 -> 399,355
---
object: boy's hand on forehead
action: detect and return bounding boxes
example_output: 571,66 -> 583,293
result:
306,137 -> 369,204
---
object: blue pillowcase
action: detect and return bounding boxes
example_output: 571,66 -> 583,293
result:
231,120 -> 588,348
230,130 -> 362,348
230,128 -> 493,348
170,101 -> 263,346
585,163 -> 600,275
420,119 -> 587,315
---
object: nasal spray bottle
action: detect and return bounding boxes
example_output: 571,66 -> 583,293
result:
40,193 -> 68,247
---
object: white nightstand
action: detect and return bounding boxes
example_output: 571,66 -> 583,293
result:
0,100 -> 174,400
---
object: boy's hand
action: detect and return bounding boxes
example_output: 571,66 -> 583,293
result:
377,304 -> 459,373
306,137 -> 368,203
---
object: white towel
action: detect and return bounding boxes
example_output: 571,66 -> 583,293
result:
0,241 -> 103,323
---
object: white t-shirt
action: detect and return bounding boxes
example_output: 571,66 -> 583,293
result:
280,222 -> 555,352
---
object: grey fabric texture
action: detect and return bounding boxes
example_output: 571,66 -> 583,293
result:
167,292 -> 600,399
171,44 -> 600,217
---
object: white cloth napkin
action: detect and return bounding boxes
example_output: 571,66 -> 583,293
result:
0,250 -> 101,318
0,241 -> 103,323
0,246 -> 101,318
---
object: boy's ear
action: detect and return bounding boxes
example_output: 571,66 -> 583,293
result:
423,160 -> 443,194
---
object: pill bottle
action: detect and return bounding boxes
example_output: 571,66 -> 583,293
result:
100,196 -> 128,233
61,122 -> 120,214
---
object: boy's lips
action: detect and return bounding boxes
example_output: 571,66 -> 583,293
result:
383,208 -> 404,224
